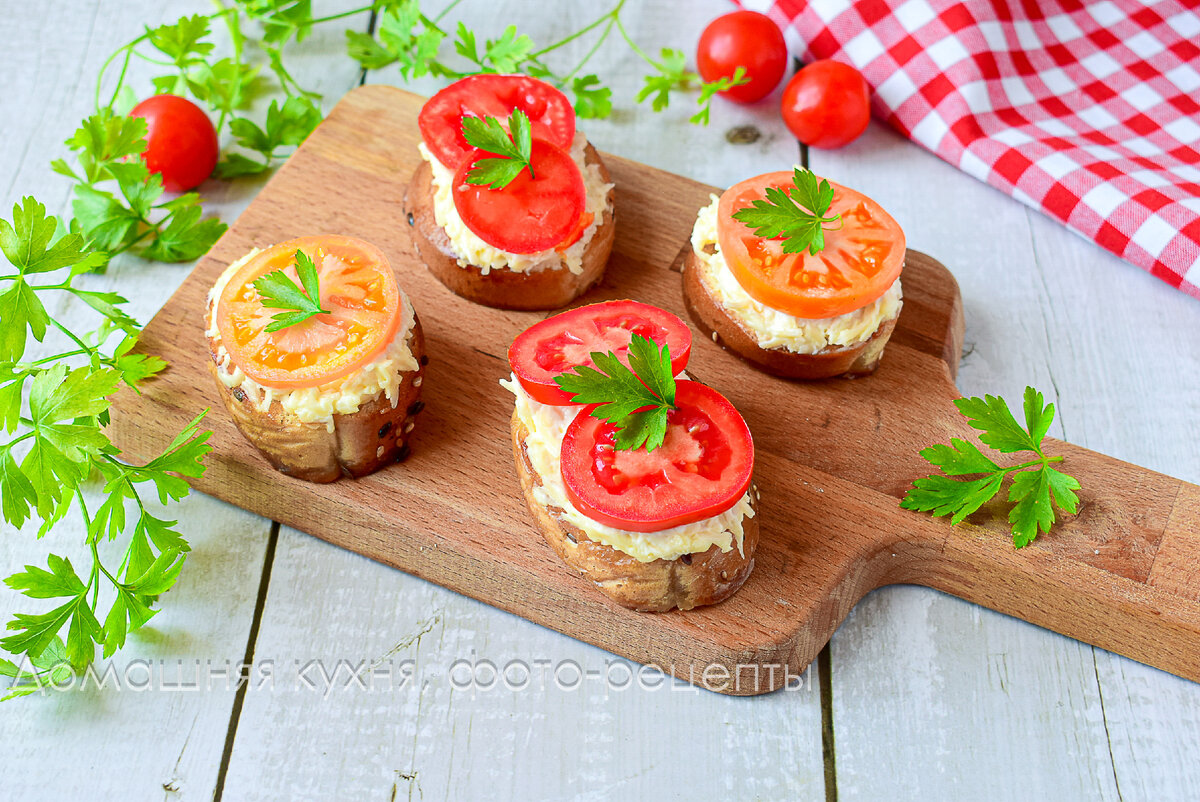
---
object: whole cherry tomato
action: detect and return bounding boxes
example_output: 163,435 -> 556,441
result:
781,60 -> 872,149
696,10 -> 788,104
129,94 -> 219,192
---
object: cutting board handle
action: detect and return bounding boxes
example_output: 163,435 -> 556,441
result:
874,441 -> 1200,682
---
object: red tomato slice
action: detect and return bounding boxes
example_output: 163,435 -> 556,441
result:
453,138 -> 585,254
555,211 -> 594,254
508,300 -> 693,405
216,236 -> 402,390
560,381 -> 754,533
717,172 -> 905,319
419,73 -> 576,168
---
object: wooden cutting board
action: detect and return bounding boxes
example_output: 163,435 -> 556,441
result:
108,85 -> 1200,695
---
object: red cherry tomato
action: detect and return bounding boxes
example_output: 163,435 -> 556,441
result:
419,74 -> 576,169
129,94 -> 219,193
508,300 -> 693,405
452,138 -> 585,254
781,60 -> 872,149
696,10 -> 788,104
560,381 -> 754,532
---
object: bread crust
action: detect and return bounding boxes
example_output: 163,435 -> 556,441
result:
510,411 -> 758,612
206,317 -> 427,483
404,143 -> 615,310
682,247 -> 899,379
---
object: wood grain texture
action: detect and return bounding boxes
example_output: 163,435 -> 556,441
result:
107,84 -> 1200,695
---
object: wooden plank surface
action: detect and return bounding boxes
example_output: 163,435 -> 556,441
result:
3,1 -> 1200,799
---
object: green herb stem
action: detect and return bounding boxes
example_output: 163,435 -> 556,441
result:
432,0 -> 466,24
529,0 -> 626,59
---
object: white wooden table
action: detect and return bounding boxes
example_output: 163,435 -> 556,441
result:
4,2 -> 1199,799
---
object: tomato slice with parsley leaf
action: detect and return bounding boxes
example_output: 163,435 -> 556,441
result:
717,172 -> 905,319
560,380 -> 753,533
453,138 -> 585,254
216,236 -> 402,390
419,74 -> 576,169
508,300 -> 692,405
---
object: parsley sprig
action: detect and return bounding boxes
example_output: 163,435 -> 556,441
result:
0,198 -> 212,698
732,168 -> 844,256
901,387 -> 1082,548
554,335 -> 677,452
252,250 -> 329,332
349,0 -> 746,125
462,110 -> 534,189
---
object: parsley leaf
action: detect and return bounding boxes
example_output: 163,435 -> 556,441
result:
571,75 -> 613,120
462,109 -> 534,189
217,96 -> 321,178
636,48 -> 691,112
554,335 -> 677,452
689,67 -> 747,125
358,1 -> 447,79
956,392 -> 1044,453
140,197 -> 227,263
346,29 -> 399,70
61,112 -> 148,185
71,186 -> 140,252
6,555 -> 86,600
0,282 -> 49,364
731,167 -> 843,255
0,197 -> 102,275
252,249 -> 328,331
0,450 -> 37,529
901,387 -> 1082,548
146,14 -> 214,68
187,57 -> 261,119
480,25 -> 534,73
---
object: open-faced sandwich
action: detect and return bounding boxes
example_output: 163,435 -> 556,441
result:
683,168 -> 905,379
502,300 -> 758,612
405,73 -> 615,310
205,235 -> 426,483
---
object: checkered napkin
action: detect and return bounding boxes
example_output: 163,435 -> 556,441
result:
757,0 -> 1200,299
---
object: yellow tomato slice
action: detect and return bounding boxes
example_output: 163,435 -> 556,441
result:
216,236 -> 402,390
717,172 -> 905,319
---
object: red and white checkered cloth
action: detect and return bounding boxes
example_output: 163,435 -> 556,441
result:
753,0 -> 1200,299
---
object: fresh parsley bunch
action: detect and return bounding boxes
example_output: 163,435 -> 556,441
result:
901,387 -> 1081,548
0,198 -> 212,699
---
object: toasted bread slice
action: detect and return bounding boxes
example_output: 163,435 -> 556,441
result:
511,411 -> 757,612
404,143 -> 615,310
682,247 -> 898,379
207,317 -> 427,483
